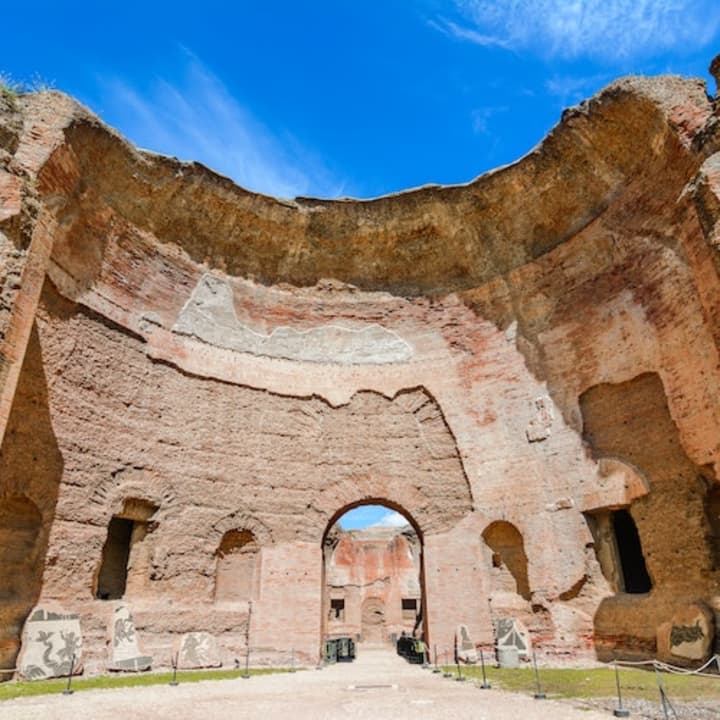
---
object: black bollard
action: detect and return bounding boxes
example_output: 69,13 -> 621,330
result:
455,660 -> 466,682
169,652 -> 179,686
442,650 -> 453,678
242,600 -> 252,679
532,649 -> 546,700
432,644 -> 441,673
612,659 -> 629,717
62,654 -> 76,696
655,666 -> 670,720
478,648 -> 491,689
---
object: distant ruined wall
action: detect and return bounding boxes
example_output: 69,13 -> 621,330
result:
324,526 -> 422,643
0,63 -> 719,675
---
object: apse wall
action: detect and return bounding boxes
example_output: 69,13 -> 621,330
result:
1,69 -> 719,675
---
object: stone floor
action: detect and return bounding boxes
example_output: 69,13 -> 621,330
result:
1,648 -> 613,720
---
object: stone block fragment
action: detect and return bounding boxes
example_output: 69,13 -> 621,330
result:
177,632 -> 222,669
494,617 -> 531,658
525,396 -> 554,442
18,605 -> 83,680
455,624 -> 477,664
108,604 -> 152,672
545,497 -> 574,512
656,602 -> 715,664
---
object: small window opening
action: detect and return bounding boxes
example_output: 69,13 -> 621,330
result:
401,598 -> 417,620
612,509 -> 652,593
330,598 -> 345,621
96,499 -> 157,600
96,517 -> 134,600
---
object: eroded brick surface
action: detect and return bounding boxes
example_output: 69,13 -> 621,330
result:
0,74 -> 719,675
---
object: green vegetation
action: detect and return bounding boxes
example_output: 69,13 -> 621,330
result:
440,665 -> 720,701
0,666 -> 294,702
0,73 -> 21,104
0,72 -> 54,99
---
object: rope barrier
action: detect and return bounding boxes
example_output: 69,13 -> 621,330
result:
616,653 -> 720,677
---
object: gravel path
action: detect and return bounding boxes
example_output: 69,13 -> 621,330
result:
578,696 -> 720,720
1,647 -> 614,720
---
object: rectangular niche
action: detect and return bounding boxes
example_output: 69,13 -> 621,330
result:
401,598 -> 417,620
96,517 -> 134,600
95,500 -> 156,601
586,508 -> 652,594
330,598 -> 345,621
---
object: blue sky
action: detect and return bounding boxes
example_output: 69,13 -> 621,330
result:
3,1 -> 719,200
338,505 -> 409,531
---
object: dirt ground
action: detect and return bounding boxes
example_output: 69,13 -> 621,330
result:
0,647 -> 615,720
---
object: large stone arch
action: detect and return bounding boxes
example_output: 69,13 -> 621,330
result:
320,498 -> 428,650
311,387 -> 473,540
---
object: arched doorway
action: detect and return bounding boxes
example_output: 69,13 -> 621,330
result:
320,500 -> 427,654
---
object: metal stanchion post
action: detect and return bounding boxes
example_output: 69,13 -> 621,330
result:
655,666 -> 670,720
478,648 -> 491,689
613,659 -> 629,717
442,650 -> 452,678
242,600 -> 252,679
432,644 -> 441,673
62,654 -> 75,695
169,652 -> 179,686
532,649 -> 546,700
455,659 -> 465,682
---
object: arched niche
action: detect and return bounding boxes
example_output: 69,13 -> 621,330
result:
214,529 -> 260,604
481,520 -> 531,601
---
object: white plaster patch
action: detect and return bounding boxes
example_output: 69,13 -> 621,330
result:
172,274 -> 414,365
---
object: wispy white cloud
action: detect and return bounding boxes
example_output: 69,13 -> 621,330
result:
470,105 -> 508,135
91,51 -> 346,199
373,511 -> 410,528
437,1 -> 720,60
426,17 -> 510,49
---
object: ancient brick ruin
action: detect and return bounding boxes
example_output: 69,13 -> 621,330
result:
1,62 -> 720,678
324,523 -> 422,644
